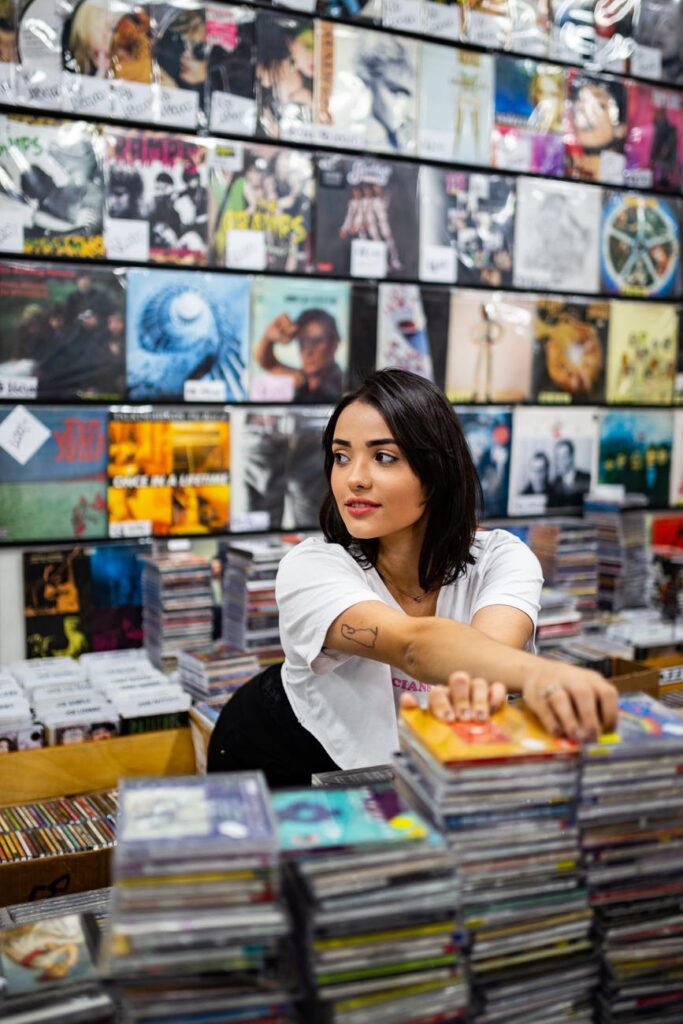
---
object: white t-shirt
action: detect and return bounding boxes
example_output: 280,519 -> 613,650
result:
275,529 -> 543,770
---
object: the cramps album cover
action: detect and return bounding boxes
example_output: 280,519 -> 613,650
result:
417,44 -> 493,167
126,268 -> 250,402
376,284 -> 438,383
508,407 -> 598,516
513,177 -> 601,294
0,405 -> 108,542
90,542 -> 146,651
454,406 -> 512,519
630,0 -> 683,84
0,261 -> 126,401
107,406 -> 230,537
492,56 -> 566,177
255,10 -> 315,143
249,276 -> 350,403
453,173 -> 516,288
209,140 -> 314,274
531,298 -> 609,404
104,128 -> 209,265
205,3 -> 257,135
564,70 -> 628,185
606,300 -> 677,405
23,547 -> 92,660
626,84 -> 683,192
315,20 -> 418,155
598,409 -> 673,508
445,289 -> 534,404
230,405 -> 331,532
0,115 -> 104,259
315,155 -> 419,280
600,191 -> 681,298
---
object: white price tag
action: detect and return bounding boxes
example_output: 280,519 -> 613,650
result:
113,80 -> 156,122
0,377 -> 38,400
420,244 -> 456,283
466,11 -> 504,49
351,239 -> 388,279
0,63 -> 13,103
275,0 -> 315,11
249,375 -> 296,402
600,150 -> 626,185
383,0 -> 422,32
226,229 -> 267,271
0,220 -> 23,254
109,520 -> 153,539
418,129 -> 452,161
105,219 -> 150,263
424,1 -> 460,39
184,380 -> 228,402
281,120 -> 316,144
631,44 -> 662,80
158,86 -> 199,129
493,130 -> 532,172
316,124 -> 364,150
0,406 -> 51,466
210,93 -> 257,136
512,493 -> 548,516
16,70 -> 62,110
230,511 -> 271,532
63,75 -> 112,117
167,538 -> 192,551
624,167 -> 653,189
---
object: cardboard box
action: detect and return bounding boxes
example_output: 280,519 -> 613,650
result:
609,657 -> 660,698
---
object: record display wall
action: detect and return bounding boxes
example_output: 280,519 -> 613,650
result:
0,0 -> 683,549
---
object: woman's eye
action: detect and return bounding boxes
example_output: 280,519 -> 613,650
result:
332,451 -> 349,464
375,451 -> 397,464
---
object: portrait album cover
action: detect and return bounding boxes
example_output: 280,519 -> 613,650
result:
629,0 -> 683,84
454,406 -> 513,519
598,409 -> 673,508
205,3 -> 257,136
564,69 -> 628,185
151,2 -> 208,129
255,9 -> 315,144
625,82 -> 683,192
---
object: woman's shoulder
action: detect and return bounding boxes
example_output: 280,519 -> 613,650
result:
470,528 -> 539,567
278,537 -> 365,575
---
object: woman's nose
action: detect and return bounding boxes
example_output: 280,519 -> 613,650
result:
348,459 -> 371,489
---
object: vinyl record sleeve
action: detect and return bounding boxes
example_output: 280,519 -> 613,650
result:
376,284 -> 435,382
625,83 -> 683,192
417,43 -> 493,167
24,547 -> 91,619
549,0 -> 595,65
417,166 -> 463,285
597,409 -> 673,508
455,406 -> 512,520
255,9 -> 315,144
454,173 -> 516,288
492,56 -> 566,177
564,70 -> 627,185
600,191 -> 681,298
151,2 -> 206,129
60,0 -> 116,118
606,301 -> 677,404
630,0 -> 683,83
16,0 -> 67,110
531,297 -> 609,404
461,0 -> 549,55
205,3 -> 256,136
108,0 -> 157,123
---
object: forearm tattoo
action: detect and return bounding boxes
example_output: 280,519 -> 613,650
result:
341,623 -> 378,649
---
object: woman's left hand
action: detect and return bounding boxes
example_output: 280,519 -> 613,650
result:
400,671 -> 507,722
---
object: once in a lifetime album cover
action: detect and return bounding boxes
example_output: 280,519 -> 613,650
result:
600,191 -> 681,298
598,409 -> 673,508
531,297 -> 609,404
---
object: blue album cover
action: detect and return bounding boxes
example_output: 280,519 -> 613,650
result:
587,693 -> 683,755
126,269 -> 250,401
601,191 -> 681,298
598,409 -> 673,507
90,544 -> 147,608
455,407 -> 512,520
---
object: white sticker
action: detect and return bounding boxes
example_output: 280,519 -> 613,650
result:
600,149 -> 626,185
230,511 -> 271,532
63,75 -> 112,117
281,120 -> 317,144
466,10 -> 505,48
274,0 -> 315,11
624,167 -> 653,189
316,123 -> 364,150
167,538 -> 192,551
109,520 -> 153,539
105,219 -> 150,262
631,44 -> 662,81
418,129 -> 452,161
383,0 -> 422,32
423,1 -> 460,38
184,380 -> 228,402
493,130 -> 532,172
226,229 -> 267,271
351,239 -> 388,279
0,220 -> 24,254
16,70 -> 62,110
249,375 -> 296,402
0,63 -> 13,103
511,493 -> 548,516
209,92 -> 257,136
420,244 -> 456,284
0,406 -> 51,465
0,377 -> 38,400
158,86 -> 199,129
113,80 -> 156,122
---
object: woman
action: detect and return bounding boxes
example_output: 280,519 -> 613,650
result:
256,16 -> 314,139
208,370 -> 618,786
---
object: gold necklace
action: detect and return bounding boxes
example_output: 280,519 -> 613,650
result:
377,567 -> 430,604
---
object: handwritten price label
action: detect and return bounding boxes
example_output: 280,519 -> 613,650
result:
210,92 -> 257,135
630,44 -> 662,80
0,406 -> 51,465
113,81 -> 155,122
184,380 -> 228,402
420,244 -> 456,283
105,219 -> 150,262
110,520 -> 152,539
159,86 -> 199,129
275,0 -> 315,11
226,229 -> 267,271
0,220 -> 23,254
418,129 -> 452,161
383,0 -> 422,31
230,511 -> 271,532
351,239 -> 388,279
0,376 -> 38,400
423,1 -> 460,39
64,76 -> 111,117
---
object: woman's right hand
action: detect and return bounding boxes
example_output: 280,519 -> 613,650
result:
522,660 -> 619,742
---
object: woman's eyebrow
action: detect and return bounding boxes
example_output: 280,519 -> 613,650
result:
332,438 -> 397,448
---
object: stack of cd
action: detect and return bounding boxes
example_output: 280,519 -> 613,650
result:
579,694 -> 683,1024
177,640 -> 260,703
396,706 -> 595,1024
584,498 -> 650,611
141,553 -> 214,671
535,586 -> 583,649
273,784 -> 466,1024
101,773 -> 297,1024
529,519 -> 600,626
222,538 -> 297,667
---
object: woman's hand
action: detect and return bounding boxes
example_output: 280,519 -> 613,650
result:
523,661 -> 619,742
400,671 -> 507,722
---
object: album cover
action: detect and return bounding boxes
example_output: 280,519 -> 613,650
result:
492,57 -> 566,177
108,0 -> 157,122
59,0 -> 116,118
151,2 -> 206,129
600,191 -> 681,298
454,173 -> 516,288
630,0 -> 683,84
0,115 -> 104,259
315,154 -> 419,280
107,406 -> 230,537
205,3 -> 257,135
0,406 -> 108,542
598,409 -> 673,508
508,407 -> 598,516
317,0 -> 383,18
376,284 -> 447,383
0,915 -> 96,993
23,547 -> 92,659
104,128 -> 209,265
0,0 -> 16,100
532,298 -> 609,404
315,20 -> 418,155
90,543 -> 147,651
126,268 -> 250,401
417,167 -> 464,285
626,84 -> 683,192
417,43 -> 494,167
249,276 -> 350,403
91,606 -> 144,652
593,0 -> 635,73
513,177 -> 601,293
669,411 -> 683,506
564,70 -> 628,185
15,0 -> 67,110
455,406 -> 512,519
209,140 -> 314,273
606,301 -> 677,404
255,10 -> 315,143
347,283 -> 378,386
230,405 -> 330,532
445,290 -> 534,404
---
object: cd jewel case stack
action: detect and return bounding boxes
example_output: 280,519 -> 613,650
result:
272,784 -> 466,1024
579,694 -> 683,1024
100,772 -> 298,1024
395,705 -> 595,1024
177,640 -> 260,705
142,553 -> 214,671
583,499 -> 650,612
529,519 -> 600,629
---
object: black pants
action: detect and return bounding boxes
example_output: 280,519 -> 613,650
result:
207,663 -> 340,788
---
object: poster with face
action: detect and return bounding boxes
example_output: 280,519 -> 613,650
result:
564,70 -> 628,185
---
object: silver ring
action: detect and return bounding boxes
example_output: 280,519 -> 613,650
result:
540,684 -> 561,701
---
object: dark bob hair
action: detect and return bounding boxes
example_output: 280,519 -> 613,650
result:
320,369 -> 482,592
